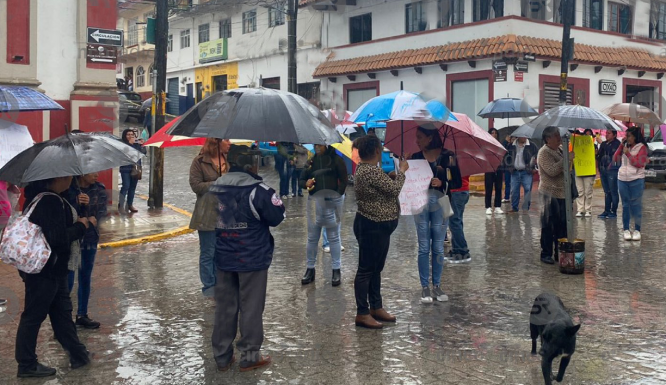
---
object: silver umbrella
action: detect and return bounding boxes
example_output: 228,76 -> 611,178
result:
0,132 -> 143,186
511,105 -> 624,242
167,88 -> 341,145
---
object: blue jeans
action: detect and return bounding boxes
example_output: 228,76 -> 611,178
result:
504,170 -> 511,200
618,178 -> 644,231
274,154 -> 292,197
414,193 -> 446,287
306,195 -> 342,270
120,171 -> 139,207
323,194 -> 345,248
510,170 -> 533,211
450,191 -> 469,255
198,230 -> 217,297
599,168 -> 619,214
67,243 -> 97,316
291,168 -> 303,196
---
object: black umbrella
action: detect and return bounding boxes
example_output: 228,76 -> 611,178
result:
477,98 -> 539,119
167,88 -> 341,145
0,133 -> 143,186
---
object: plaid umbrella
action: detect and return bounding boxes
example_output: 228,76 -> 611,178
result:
0,86 -> 64,112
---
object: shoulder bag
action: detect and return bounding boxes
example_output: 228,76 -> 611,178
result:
131,164 -> 142,180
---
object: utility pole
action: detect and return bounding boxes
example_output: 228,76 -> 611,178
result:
287,0 -> 298,93
150,0 -> 168,209
559,0 -> 574,241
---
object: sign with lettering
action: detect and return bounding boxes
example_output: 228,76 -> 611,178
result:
494,70 -> 507,82
515,71 -> 524,82
86,44 -> 117,64
523,53 -> 536,62
396,159 -> 433,216
87,27 -> 123,47
599,79 -> 617,95
514,61 -> 529,72
492,60 -> 507,71
199,38 -> 228,64
572,135 -> 596,177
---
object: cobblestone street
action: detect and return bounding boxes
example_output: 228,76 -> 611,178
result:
1,147 -> 666,384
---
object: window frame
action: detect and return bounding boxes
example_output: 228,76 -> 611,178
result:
608,1 -> 632,34
657,2 -> 666,39
136,66 -> 146,88
269,5 -> 286,27
438,0 -> 465,28
582,0 -> 603,30
167,34 -> 173,52
405,1 -> 427,34
472,0 -> 502,22
349,13 -> 372,44
198,23 -> 210,43
243,9 -> 257,34
219,18 -> 232,39
148,64 -> 155,86
180,29 -> 191,49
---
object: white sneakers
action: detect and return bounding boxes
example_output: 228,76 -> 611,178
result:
323,245 -> 345,253
576,212 -> 584,217
486,208 -> 493,215
584,212 -> 592,217
624,230 -> 642,241
486,207 -> 504,215
495,207 -> 504,214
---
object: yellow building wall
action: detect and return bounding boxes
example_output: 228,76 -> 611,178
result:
194,62 -> 238,101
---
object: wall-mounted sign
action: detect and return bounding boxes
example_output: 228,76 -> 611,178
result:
523,53 -> 536,62
494,70 -> 507,82
492,60 -> 507,71
599,79 -> 617,95
87,27 -> 123,47
515,71 -> 524,82
199,38 -> 228,64
86,44 -> 117,64
514,61 -> 529,73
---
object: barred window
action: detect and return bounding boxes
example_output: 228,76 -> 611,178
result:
219,18 -> 232,38
199,23 -> 210,43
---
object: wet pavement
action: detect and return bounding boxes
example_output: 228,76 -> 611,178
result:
1,147 -> 666,384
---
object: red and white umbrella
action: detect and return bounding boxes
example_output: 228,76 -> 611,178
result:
321,109 -> 352,126
144,117 -> 252,147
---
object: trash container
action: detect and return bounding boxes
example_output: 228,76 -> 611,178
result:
558,238 -> 585,274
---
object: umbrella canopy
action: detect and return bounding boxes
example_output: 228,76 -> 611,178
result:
512,105 -> 624,139
477,98 -> 539,119
335,121 -> 358,135
0,133 -> 143,186
167,88 -> 340,145
0,119 -> 34,168
144,118 -> 254,148
350,91 -> 437,125
425,100 -> 458,122
384,113 -> 507,176
601,103 -> 662,126
0,86 -> 64,112
331,135 -> 358,164
321,109 -> 352,125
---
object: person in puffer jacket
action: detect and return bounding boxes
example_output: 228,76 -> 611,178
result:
209,144 -> 285,373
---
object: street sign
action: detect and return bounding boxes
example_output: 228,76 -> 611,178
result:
599,79 -> 617,95
523,54 -> 536,62
494,70 -> 507,82
87,27 -> 123,47
515,71 -> 524,82
514,61 -> 529,73
492,60 -> 507,71
86,44 -> 117,64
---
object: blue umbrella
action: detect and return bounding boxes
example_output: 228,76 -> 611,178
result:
0,86 -> 64,112
426,100 -> 458,122
477,98 -> 538,119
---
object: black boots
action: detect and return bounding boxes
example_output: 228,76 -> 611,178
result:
17,363 -> 56,378
76,315 -> 101,329
301,268 -> 315,285
332,269 -> 341,287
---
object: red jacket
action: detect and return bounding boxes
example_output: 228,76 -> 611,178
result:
451,176 -> 470,193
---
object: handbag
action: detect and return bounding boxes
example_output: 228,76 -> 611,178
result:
438,186 -> 454,219
0,193 -> 55,274
131,164 -> 142,180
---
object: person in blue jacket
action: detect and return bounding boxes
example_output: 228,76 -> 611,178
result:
210,144 -> 285,373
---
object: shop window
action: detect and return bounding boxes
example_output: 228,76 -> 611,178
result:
350,13 -> 372,43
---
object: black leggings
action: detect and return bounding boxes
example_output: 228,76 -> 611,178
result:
485,171 -> 503,208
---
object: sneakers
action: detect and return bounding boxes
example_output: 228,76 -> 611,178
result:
541,256 -> 555,264
485,208 -> 493,215
291,193 -> 296,198
598,212 -> 609,219
501,198 -> 510,203
323,246 -> 330,253
585,212 -> 592,217
632,231 -> 641,241
494,207 -> 504,214
623,230 -> 632,241
17,363 -> 57,378
448,251 -> 470,264
281,195 -> 289,200
607,212 -> 617,219
576,212 -> 583,217
76,315 -> 100,329
420,287 -> 433,304
432,286 -> 449,302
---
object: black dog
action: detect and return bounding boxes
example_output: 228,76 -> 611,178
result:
530,292 -> 581,385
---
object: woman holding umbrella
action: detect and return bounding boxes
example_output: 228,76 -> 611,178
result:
119,128 -> 146,213
189,138 -> 231,298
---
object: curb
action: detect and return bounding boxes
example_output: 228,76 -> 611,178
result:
98,195 -> 194,249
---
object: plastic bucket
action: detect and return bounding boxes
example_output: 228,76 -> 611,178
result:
558,238 -> 585,274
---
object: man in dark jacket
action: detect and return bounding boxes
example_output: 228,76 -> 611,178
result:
596,130 -> 622,218
504,137 -> 539,212
298,145 -> 348,287
210,145 -> 285,373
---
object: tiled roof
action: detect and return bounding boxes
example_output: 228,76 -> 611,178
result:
313,34 -> 666,77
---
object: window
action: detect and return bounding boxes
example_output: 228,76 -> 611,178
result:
521,0 -> 546,20
406,2 -> 426,33
452,79 -> 489,129
262,77 -> 280,90
167,34 -> 173,52
219,18 -> 232,38
243,9 -> 257,34
128,21 -> 138,46
180,29 -> 190,48
658,2 -> 666,39
148,64 -> 155,86
583,0 -> 603,30
608,2 -> 632,34
542,82 -> 573,111
198,23 -> 210,43
347,88 -> 377,112
473,0 -> 503,22
349,13 -> 372,43
438,0 -> 464,27
269,5 -> 285,27
136,66 -> 146,88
